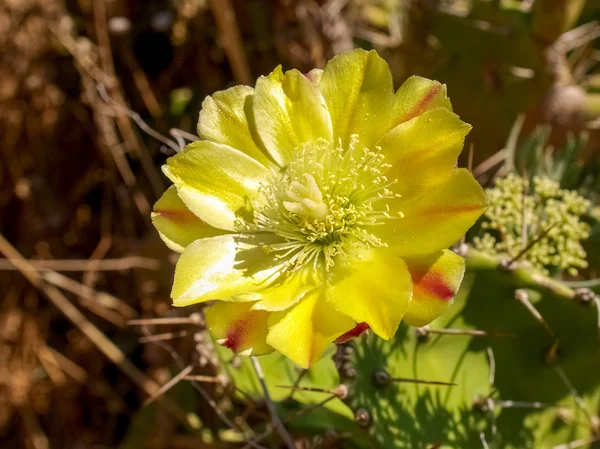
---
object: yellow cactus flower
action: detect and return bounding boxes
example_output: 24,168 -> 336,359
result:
152,49 -> 487,369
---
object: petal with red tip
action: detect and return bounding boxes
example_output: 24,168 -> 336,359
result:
151,186 -> 227,253
335,323 -> 370,344
402,250 -> 465,327
266,289 -> 355,369
392,76 -> 452,126
206,301 -> 273,356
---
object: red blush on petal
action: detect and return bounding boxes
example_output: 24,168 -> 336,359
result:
335,322 -> 370,344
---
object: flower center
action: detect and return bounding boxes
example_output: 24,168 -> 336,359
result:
252,137 -> 401,271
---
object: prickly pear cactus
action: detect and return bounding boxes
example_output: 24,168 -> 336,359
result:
211,124 -> 600,447
337,269 -> 600,449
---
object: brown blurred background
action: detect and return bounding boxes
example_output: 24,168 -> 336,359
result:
1,1 -> 599,448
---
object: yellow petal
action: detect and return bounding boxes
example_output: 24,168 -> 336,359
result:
402,250 -> 465,327
163,141 -> 268,231
253,67 -> 332,165
242,267 -> 319,312
392,75 -> 452,126
151,186 -> 226,253
306,68 -> 323,86
266,289 -> 355,369
381,169 -> 487,258
319,48 -> 395,150
171,235 -> 280,307
326,249 -> 413,340
206,301 -> 273,356
197,85 -> 272,165
378,107 -> 472,198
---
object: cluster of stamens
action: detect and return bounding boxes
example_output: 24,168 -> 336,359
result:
251,136 -> 401,271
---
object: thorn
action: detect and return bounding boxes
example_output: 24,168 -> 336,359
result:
184,374 -> 229,386
142,364 -> 194,407
389,377 -> 456,387
286,369 -> 307,401
551,436 -> 600,449
241,394 -> 340,449
460,143 -> 475,249
505,222 -> 558,268
487,347 -> 496,387
554,365 -> 597,431
480,432 -> 490,449
138,330 -> 190,343
473,148 -> 506,178
127,313 -> 203,326
521,180 -> 529,250
514,289 -> 555,337
495,400 -> 566,410
468,143 -> 475,173
545,339 -> 561,365
374,370 -> 456,387
251,357 -> 296,449
417,326 -> 515,338
276,384 -> 348,399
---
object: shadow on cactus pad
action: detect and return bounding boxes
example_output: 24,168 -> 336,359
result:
342,272 -> 600,448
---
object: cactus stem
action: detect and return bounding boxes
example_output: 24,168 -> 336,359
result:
464,247 -> 600,303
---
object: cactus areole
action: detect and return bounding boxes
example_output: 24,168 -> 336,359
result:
151,49 -> 487,368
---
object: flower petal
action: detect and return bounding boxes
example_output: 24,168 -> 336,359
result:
266,289 -> 355,369
151,186 -> 226,253
206,301 -> 273,356
241,267 -> 319,312
381,169 -> 487,258
378,107 -> 472,197
171,235 -> 280,307
335,322 -> 370,344
305,68 -> 323,86
163,141 -> 268,231
197,85 -> 272,165
253,67 -> 332,165
402,250 -> 465,327
319,49 -> 395,150
326,249 -> 413,340
392,75 -> 452,126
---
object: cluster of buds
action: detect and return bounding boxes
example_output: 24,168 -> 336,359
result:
474,174 -> 590,276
